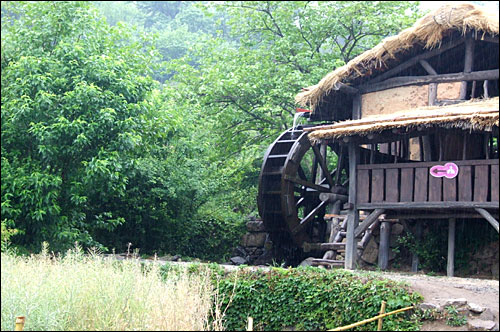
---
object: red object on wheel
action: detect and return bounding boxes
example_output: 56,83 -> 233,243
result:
296,108 -> 312,113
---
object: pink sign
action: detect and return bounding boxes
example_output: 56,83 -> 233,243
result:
430,162 -> 459,179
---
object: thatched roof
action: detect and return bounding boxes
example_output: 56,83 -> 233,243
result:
296,3 -> 499,112
306,97 -> 499,144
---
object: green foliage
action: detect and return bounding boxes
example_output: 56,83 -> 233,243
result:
217,267 -> 423,331
445,306 -> 468,327
397,220 -> 498,274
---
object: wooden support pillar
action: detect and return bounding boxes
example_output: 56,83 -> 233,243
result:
447,218 -> 456,277
476,208 -> 499,232
411,221 -> 423,272
459,33 -> 474,100
378,221 -> 391,270
345,142 -> 359,270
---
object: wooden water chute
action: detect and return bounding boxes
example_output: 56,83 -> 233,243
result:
293,3 -> 499,274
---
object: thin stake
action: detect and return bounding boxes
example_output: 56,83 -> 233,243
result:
247,316 -> 253,331
15,317 -> 25,331
377,301 -> 387,331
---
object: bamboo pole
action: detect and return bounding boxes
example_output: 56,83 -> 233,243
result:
15,317 -> 25,331
377,301 -> 387,331
247,316 -> 253,331
329,306 -> 414,331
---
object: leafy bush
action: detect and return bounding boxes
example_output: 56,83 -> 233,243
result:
217,267 -> 423,331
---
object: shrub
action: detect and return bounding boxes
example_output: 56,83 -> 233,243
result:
217,267 -> 423,331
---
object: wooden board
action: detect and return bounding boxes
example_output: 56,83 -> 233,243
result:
371,169 -> 385,202
473,165 -> 489,202
400,168 -> 414,202
458,165 -> 472,201
385,168 -> 399,202
443,178 -> 457,201
429,175 -> 443,202
414,168 -> 428,202
491,164 -> 499,202
357,169 -> 370,203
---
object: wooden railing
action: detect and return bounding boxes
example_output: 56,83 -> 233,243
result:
356,159 -> 499,209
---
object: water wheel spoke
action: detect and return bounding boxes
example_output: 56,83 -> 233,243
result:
284,174 -> 329,193
298,165 -> 308,181
312,144 -> 335,189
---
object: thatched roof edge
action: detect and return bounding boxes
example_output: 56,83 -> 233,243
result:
307,97 -> 500,144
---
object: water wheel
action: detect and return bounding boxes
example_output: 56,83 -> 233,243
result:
257,126 -> 348,264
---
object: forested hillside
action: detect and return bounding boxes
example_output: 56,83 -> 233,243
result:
1,1 -> 422,260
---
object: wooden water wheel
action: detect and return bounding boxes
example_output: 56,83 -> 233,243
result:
257,126 -> 348,263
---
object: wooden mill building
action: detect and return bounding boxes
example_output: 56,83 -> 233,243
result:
291,3 -> 499,275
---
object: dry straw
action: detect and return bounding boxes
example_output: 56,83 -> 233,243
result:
307,97 -> 499,143
295,3 -> 499,112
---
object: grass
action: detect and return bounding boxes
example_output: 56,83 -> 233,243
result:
1,244 -> 225,331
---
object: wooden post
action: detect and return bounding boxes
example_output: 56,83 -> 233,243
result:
447,218 -> 456,277
377,301 -> 387,331
15,317 -> 25,331
324,200 -> 342,260
378,222 -> 391,270
345,142 -> 359,270
352,94 -> 361,120
247,317 -> 253,331
459,33 -> 474,99
411,221 -> 422,272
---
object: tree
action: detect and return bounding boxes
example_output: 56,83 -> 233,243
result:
1,1 -> 189,252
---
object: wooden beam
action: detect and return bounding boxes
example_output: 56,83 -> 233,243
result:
319,193 -> 349,203
358,202 -> 498,210
354,208 -> 386,237
357,158 -> 498,170
378,221 -> 391,270
367,38 -> 465,84
411,221 -> 423,272
386,213 -> 498,220
352,93 -> 361,120
333,82 -> 359,94
476,208 -> 499,232
312,144 -> 336,189
345,142 -> 359,270
419,59 -> 438,75
447,218 -> 456,277
459,33 -> 474,99
359,69 -> 499,94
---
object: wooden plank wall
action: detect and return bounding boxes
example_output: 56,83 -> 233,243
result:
356,159 -> 499,204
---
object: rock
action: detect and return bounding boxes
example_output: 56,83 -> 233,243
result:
467,319 -> 496,331
230,256 -> 247,265
171,255 -> 181,262
444,298 -> 468,307
299,257 -> 315,267
418,303 -> 439,311
247,220 -> 266,232
391,223 -> 404,235
468,303 -> 485,314
241,233 -> 267,247
479,308 -> 495,321
361,237 -> 378,264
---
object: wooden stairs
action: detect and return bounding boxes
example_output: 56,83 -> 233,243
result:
302,212 -> 381,268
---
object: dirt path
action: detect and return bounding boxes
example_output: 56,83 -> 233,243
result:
369,271 -> 499,330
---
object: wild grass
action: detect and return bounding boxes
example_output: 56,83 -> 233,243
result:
1,244 -> 224,331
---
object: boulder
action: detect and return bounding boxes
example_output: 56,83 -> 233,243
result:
468,303 -> 485,314
299,257 -> 315,267
241,233 -> 267,247
391,223 -> 405,236
418,303 -> 439,311
479,309 -> 495,321
230,256 -> 247,265
361,238 -> 378,264
246,220 -> 266,232
444,298 -> 468,307
467,319 -> 496,331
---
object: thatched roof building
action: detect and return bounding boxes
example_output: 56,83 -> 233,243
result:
296,3 -> 499,121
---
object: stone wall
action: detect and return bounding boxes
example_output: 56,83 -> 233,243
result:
230,218 -> 273,266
